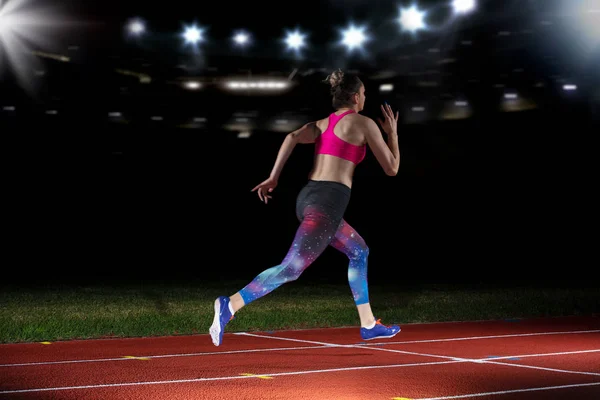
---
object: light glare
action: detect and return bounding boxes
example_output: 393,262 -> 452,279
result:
341,24 -> 368,51
127,19 -> 145,35
452,0 -> 476,14
284,29 -> 306,50
182,24 -> 204,44
233,32 -> 249,45
0,0 -> 66,93
398,5 -> 426,32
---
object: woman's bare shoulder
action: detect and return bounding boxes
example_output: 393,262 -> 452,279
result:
315,116 -> 330,131
345,113 -> 376,132
353,113 -> 375,124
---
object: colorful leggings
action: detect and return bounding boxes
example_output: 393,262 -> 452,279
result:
239,180 -> 370,306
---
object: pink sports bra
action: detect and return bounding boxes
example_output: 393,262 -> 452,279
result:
314,110 -> 366,165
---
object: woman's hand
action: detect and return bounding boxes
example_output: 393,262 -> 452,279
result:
251,177 -> 278,204
377,102 -> 399,136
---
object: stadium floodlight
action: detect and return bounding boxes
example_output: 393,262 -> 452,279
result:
126,18 -> 145,36
224,79 -> 289,92
183,81 -> 202,90
340,23 -> 369,52
452,0 -> 476,14
398,5 -> 427,32
182,24 -> 204,45
284,29 -> 307,52
232,30 -> 251,46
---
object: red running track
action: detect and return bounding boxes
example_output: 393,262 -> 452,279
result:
1,315 -> 599,399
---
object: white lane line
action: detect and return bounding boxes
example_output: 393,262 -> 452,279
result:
483,349 -> 600,361
241,333 -> 600,377
0,345 -> 329,367
414,382 -> 600,399
0,359 -> 461,394
239,332 -> 472,361
360,329 -> 600,346
2,328 -> 598,368
482,359 -> 600,377
2,331 -> 599,395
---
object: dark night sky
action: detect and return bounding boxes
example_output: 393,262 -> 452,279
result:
50,0 -> 567,58
16,0 -> 592,83
2,0 -> 597,284
34,0 -> 594,85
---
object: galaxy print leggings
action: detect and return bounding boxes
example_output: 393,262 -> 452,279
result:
239,180 -> 370,306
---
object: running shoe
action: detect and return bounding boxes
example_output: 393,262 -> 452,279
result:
209,296 -> 234,346
360,318 -> 401,340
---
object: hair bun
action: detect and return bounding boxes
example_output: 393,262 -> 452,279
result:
323,68 -> 344,90
329,69 -> 344,87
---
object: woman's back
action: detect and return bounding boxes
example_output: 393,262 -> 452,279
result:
309,110 -> 368,189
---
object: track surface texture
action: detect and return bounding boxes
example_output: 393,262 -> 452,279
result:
1,316 -> 599,399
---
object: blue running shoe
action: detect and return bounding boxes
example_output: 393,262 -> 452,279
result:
360,318 -> 401,340
209,296 -> 235,346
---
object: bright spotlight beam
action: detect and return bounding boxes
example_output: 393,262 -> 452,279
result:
0,0 -> 69,92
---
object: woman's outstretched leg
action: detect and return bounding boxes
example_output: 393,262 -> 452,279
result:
329,219 -> 401,340
237,206 -> 338,305
210,205 -> 339,346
